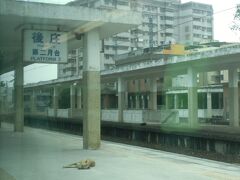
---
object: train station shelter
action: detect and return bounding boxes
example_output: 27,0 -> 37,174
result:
0,0 -> 141,149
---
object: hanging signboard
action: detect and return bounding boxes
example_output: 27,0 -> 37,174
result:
23,30 -> 68,63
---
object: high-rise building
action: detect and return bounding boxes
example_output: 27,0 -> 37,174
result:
58,0 -> 213,78
58,48 -> 83,78
178,2 -> 213,45
63,0 -> 132,75
130,0 -> 180,49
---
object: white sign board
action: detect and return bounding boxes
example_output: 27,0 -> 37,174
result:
23,30 -> 68,63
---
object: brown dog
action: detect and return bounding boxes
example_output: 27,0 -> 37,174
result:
63,159 -> 95,169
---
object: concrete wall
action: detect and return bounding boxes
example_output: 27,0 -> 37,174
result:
71,109 -> 83,118
57,109 -> 70,118
176,109 -> 223,118
123,110 -> 144,123
47,108 -> 55,117
47,108 -> 70,118
123,110 -> 179,124
101,109 -> 119,122
46,108 -> 224,122
143,110 -> 179,124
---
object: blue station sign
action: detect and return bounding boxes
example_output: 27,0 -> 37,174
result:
23,30 -> 68,64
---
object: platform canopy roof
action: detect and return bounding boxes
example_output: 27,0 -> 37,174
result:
0,0 -> 141,75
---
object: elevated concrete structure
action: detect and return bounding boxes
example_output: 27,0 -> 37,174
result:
0,0 -> 141,74
187,66 -> 198,128
22,43 -> 240,130
14,55 -> 24,132
102,44 -> 240,77
0,0 -> 141,149
117,77 -> 125,122
82,29 -> 101,149
228,67 -> 239,127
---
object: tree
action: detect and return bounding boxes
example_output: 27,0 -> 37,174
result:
231,5 -> 240,31
0,81 -> 5,87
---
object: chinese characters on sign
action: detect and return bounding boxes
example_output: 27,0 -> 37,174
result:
23,30 -> 67,63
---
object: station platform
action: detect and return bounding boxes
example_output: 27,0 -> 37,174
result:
1,123 -> 240,180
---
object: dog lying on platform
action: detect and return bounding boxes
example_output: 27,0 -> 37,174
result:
63,159 -> 95,169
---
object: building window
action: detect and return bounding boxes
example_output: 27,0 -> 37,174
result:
212,93 -> 223,109
105,55 -> 109,59
207,27 -> 212,32
193,34 -> 201,38
207,19 -> 212,23
178,94 -> 188,109
198,93 -> 207,109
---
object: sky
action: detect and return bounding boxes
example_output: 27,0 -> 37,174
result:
1,0 -> 240,85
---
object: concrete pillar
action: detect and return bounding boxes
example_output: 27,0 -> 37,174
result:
174,94 -> 178,109
207,92 -> 212,118
102,95 -> 109,109
187,67 -> 198,127
223,84 -> 229,120
118,77 -> 125,122
129,95 -> 133,109
165,94 -> 169,109
0,96 -> 2,128
228,68 -> 239,127
83,29 -> 101,149
0,91 -> 4,128
70,85 -> 76,117
53,86 -> 59,117
135,80 -> 140,109
14,58 -> 24,132
149,78 -> 157,110
125,91 -> 128,109
141,95 -> 145,109
30,89 -> 37,114
136,95 -> 140,109
77,87 -> 82,109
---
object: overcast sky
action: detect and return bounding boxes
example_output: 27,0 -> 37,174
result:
1,0 -> 240,85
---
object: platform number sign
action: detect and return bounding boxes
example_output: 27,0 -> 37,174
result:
23,30 -> 68,63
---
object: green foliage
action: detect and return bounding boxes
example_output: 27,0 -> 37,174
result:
235,5 -> 240,19
0,81 -> 5,87
231,5 -> 240,31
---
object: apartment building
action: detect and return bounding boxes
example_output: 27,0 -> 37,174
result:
58,0 -> 132,78
58,0 -> 213,78
58,48 -> 83,78
130,0 -> 180,48
179,2 -> 213,45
